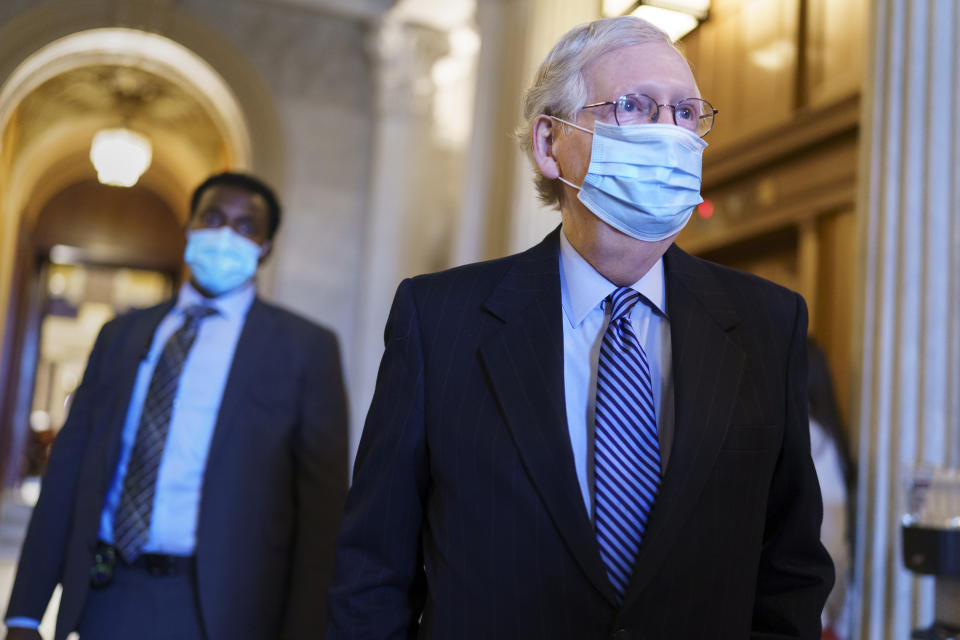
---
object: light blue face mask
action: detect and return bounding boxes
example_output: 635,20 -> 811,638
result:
184,227 -> 262,296
554,118 -> 707,242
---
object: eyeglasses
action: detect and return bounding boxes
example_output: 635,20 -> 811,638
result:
582,94 -> 718,137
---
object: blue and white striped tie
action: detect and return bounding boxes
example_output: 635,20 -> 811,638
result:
594,286 -> 661,601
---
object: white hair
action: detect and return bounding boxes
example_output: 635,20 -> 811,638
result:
518,16 -> 682,208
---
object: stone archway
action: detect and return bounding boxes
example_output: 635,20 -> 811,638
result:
0,7 -> 285,489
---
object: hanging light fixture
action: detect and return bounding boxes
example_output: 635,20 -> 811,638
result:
89,127 -> 152,187
604,0 -> 711,42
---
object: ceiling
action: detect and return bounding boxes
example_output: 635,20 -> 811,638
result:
0,1 -> 477,225
12,64 -> 227,198
17,65 -> 221,153
5,62 -> 235,230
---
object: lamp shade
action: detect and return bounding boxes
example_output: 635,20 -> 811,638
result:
603,0 -> 711,41
631,4 -> 700,41
89,128 -> 152,187
645,0 -> 710,20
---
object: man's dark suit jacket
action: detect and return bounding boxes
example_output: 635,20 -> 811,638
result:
6,298 -> 348,640
328,228 -> 833,640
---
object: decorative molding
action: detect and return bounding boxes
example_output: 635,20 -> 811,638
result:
368,19 -> 448,118
702,92 -> 860,190
681,94 -> 860,255
680,182 -> 855,255
0,27 -> 250,164
264,0 -> 396,22
181,0 -> 372,107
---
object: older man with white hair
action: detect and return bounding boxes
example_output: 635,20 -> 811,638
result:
327,16 -> 833,640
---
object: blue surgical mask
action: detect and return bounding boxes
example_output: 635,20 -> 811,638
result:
554,119 -> 707,242
184,227 -> 262,296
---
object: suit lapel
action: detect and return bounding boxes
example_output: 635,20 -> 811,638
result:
622,245 -> 745,605
203,299 -> 273,475
477,229 -> 619,606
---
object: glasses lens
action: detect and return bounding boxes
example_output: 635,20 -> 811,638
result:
615,94 -> 657,126
673,100 -> 701,132
677,98 -> 715,137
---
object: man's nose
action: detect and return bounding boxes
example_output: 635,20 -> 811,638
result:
653,105 -> 677,126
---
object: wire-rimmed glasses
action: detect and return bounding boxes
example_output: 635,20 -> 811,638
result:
582,94 -> 718,137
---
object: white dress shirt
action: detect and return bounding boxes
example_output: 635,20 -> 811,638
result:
559,229 -> 674,518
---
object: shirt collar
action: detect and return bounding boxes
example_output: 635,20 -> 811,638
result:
559,227 -> 666,328
176,281 -> 256,321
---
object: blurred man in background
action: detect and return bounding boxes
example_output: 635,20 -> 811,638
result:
328,16 -> 832,639
4,172 -> 348,640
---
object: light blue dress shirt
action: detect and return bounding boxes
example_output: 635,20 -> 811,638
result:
98,281 -> 254,555
559,230 -> 674,518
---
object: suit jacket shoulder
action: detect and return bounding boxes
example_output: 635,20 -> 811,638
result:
253,298 -> 336,335
664,244 -> 806,370
665,244 -> 803,311
407,242 -> 535,294
400,230 -> 560,336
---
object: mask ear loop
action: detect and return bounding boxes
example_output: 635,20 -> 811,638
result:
549,114 -> 593,135
547,115 -> 593,191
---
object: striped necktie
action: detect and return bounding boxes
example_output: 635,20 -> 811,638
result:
593,286 -> 661,601
113,304 -> 217,562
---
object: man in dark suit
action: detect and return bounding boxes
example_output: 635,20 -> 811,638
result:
4,172 -> 348,640
327,16 -> 833,640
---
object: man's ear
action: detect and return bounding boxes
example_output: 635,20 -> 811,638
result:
258,239 -> 273,264
532,115 -> 561,179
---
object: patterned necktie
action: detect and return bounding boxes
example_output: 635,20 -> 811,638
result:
593,287 -> 661,601
113,304 -> 217,562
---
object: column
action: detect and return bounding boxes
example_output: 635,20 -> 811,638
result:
504,0 -> 597,255
452,0 -> 598,264
353,15 -> 453,461
853,0 -> 960,637
451,0 -> 532,264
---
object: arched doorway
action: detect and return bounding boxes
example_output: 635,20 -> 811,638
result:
0,39 -> 248,486
9,180 -> 185,489
0,13 -> 285,626
0,17 -> 282,533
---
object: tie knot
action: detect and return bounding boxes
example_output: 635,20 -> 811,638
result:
607,287 -> 641,323
182,304 -> 217,325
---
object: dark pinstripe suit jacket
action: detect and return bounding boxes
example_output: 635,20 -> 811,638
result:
328,228 -> 833,640
6,299 -> 349,640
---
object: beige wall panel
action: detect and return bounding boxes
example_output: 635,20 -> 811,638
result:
814,208 -> 856,430
699,228 -> 799,292
797,217 -> 819,330
806,0 -> 866,106
738,0 -> 797,137
688,14 -> 739,149
738,249 -> 799,292
682,18 -> 725,142
686,0 -> 798,151
682,132 -> 857,251
710,0 -> 745,18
